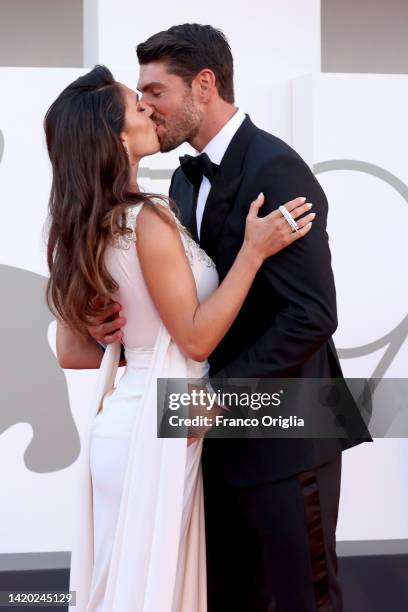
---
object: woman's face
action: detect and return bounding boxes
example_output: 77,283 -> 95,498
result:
119,84 -> 160,162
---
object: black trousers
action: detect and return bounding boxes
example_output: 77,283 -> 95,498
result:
202,453 -> 342,612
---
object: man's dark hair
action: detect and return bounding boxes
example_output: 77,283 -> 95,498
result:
136,23 -> 234,103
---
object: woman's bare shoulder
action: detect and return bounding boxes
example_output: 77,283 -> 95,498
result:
135,200 -> 181,253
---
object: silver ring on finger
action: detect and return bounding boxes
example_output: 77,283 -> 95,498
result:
278,205 -> 300,232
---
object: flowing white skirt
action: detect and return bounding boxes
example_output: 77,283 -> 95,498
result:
88,436 -> 203,612
68,336 -> 207,612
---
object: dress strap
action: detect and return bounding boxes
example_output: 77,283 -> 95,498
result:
126,202 -> 145,231
114,198 -> 181,250
113,203 -> 144,250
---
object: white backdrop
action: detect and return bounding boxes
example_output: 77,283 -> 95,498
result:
0,0 -> 407,554
293,73 -> 408,540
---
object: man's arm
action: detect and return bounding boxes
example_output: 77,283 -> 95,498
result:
56,320 -> 105,369
215,153 -> 338,378
67,299 -> 127,368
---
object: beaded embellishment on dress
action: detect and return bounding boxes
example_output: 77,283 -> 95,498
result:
179,230 -> 215,269
111,204 -> 140,250
113,200 -> 216,270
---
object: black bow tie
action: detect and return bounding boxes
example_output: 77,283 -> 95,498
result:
179,152 -> 219,191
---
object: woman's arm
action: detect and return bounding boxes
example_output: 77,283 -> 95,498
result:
136,194 -> 313,362
213,158 -> 339,378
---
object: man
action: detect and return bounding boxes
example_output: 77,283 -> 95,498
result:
90,23 -> 369,612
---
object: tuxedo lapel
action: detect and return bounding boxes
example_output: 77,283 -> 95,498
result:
199,115 -> 258,257
199,173 -> 244,257
171,173 -> 196,234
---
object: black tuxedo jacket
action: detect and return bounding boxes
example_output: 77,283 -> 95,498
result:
170,115 -> 369,486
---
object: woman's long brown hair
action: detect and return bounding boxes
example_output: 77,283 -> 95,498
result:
44,65 -> 173,337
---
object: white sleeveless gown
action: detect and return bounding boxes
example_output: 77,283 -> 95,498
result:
68,200 -> 219,611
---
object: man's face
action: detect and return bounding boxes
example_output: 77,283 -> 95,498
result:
137,61 -> 203,152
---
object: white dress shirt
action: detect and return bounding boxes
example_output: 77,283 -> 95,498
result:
195,108 -> 246,239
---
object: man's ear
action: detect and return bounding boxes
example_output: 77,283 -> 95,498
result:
194,69 -> 217,101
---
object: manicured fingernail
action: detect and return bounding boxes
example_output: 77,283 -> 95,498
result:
307,222 -> 312,228
300,197 -> 307,203
311,212 -> 316,218
307,202 -> 313,208
258,192 -> 264,199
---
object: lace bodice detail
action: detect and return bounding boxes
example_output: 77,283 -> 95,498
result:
111,205 -> 141,251
105,198 -> 219,355
113,200 -> 216,270
180,227 -> 215,269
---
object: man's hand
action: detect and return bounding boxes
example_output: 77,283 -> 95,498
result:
184,382 -> 225,441
86,296 -> 126,345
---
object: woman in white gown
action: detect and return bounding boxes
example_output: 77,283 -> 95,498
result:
44,66 -> 314,612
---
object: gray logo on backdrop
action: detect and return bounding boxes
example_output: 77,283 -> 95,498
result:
0,129 -> 4,165
0,265 -> 79,472
314,160 -> 408,384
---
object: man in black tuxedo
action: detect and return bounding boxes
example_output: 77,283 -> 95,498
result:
136,23 -> 369,612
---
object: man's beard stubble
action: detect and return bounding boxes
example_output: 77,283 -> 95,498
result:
154,93 -> 203,153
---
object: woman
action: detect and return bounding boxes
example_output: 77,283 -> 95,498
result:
44,65 -> 314,612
